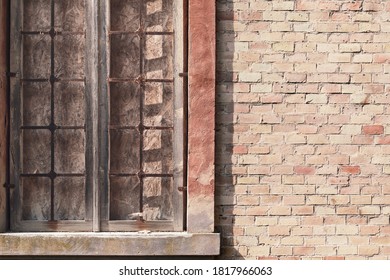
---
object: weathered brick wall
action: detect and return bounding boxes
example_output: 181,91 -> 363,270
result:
216,0 -> 390,259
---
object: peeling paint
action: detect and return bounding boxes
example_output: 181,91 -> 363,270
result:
187,0 -> 216,233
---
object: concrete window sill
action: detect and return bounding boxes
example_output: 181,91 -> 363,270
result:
0,232 -> 220,256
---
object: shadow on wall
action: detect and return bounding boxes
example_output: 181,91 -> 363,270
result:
215,0 -> 244,260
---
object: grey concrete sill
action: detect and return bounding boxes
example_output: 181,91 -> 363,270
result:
0,232 -> 220,256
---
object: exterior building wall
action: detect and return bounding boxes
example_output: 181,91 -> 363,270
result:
216,0 -> 390,259
0,0 -> 219,255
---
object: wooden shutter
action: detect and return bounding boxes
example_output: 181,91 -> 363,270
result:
9,0 -> 184,232
10,0 -> 90,231
101,0 -> 184,231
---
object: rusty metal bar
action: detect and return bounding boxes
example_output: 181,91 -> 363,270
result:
109,31 -> 173,36
109,125 -> 173,130
21,31 -> 84,35
21,126 -> 85,130
109,173 -> 173,177
6,71 -> 16,77
138,0 -> 145,216
182,0 -> 189,231
49,0 -> 55,221
108,78 -> 173,83
9,0 -> 22,231
20,77 -> 84,83
5,0 -> 11,231
21,78 -> 84,82
20,173 -> 85,177
20,79 -> 47,82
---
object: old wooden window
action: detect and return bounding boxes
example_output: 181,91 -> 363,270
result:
9,0 -> 185,232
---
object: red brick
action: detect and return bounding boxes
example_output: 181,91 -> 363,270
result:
352,135 -> 374,144
373,54 -> 390,63
285,73 -> 307,83
324,256 -> 345,260
292,206 -> 314,215
293,247 -> 315,255
296,0 -> 316,10
269,226 -> 291,236
363,1 -> 383,12
362,125 -> 384,135
294,166 -> 316,175
337,206 -> 359,215
340,166 -> 361,175
361,226 -> 380,235
319,1 -> 341,10
376,136 -> 390,144
342,1 -> 363,11
233,145 -> 248,154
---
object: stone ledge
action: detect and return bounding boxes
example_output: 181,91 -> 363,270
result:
0,232 -> 220,256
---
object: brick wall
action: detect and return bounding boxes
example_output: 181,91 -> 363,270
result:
216,0 -> 390,259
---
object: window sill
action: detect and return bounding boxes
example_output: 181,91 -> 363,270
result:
0,232 -> 220,256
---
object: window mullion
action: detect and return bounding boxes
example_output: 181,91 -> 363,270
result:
9,0 -> 22,231
172,0 -> 186,231
98,0 -> 110,229
85,0 -> 100,232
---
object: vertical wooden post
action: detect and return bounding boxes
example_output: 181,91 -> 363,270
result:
0,0 -> 8,232
173,0 -> 185,231
85,0 -> 100,232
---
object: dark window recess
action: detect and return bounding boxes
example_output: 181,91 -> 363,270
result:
9,0 -> 185,232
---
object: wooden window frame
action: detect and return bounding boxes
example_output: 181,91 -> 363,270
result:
0,0 -> 218,255
8,0 -> 183,233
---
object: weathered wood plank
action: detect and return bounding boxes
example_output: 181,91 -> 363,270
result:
0,0 -> 8,232
98,0 -> 109,225
109,176 -> 140,220
10,0 -> 22,231
172,0 -> 185,231
85,0 -> 100,232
